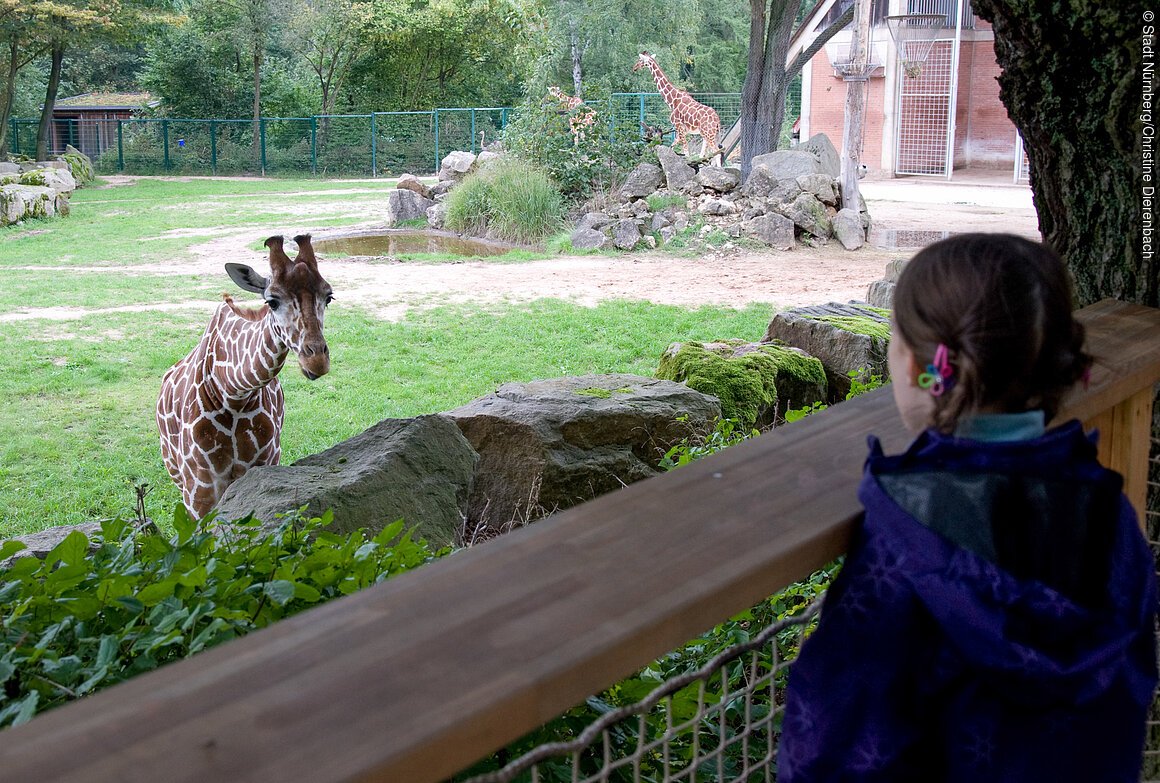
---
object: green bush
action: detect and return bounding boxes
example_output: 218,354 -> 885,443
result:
444,157 -> 564,244
0,510 -> 440,728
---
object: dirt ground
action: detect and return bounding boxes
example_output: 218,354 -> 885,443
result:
8,172 -> 1041,322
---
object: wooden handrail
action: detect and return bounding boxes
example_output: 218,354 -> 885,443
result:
2,299 -> 1159,783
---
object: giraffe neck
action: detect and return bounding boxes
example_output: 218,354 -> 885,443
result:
645,59 -> 680,109
205,304 -> 289,404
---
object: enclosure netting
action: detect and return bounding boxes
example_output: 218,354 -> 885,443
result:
456,597 -> 824,783
455,391 -> 1160,783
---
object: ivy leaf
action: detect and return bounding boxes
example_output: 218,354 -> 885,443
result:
261,580 -> 296,607
0,540 -> 27,563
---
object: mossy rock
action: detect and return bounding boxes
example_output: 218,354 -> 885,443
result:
60,145 -> 95,185
656,340 -> 827,428
18,170 -> 48,187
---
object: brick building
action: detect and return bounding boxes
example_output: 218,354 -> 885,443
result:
795,0 -> 1025,179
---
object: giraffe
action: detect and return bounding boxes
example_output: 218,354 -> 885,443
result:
156,234 -> 334,519
547,85 -> 597,146
632,51 -> 722,164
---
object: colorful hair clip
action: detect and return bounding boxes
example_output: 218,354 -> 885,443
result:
917,343 -> 954,397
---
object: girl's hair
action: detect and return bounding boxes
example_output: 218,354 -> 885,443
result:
892,233 -> 1091,432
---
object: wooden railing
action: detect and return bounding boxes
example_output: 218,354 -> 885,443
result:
2,299 -> 1159,783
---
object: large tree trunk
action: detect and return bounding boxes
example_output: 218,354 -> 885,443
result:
35,41 -> 65,160
569,23 -> 585,96
0,40 -> 21,156
252,50 -> 263,167
971,0 -> 1156,308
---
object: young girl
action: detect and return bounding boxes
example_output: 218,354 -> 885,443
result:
778,234 -> 1158,782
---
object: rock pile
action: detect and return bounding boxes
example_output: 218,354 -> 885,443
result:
570,134 -> 871,252
1,146 -> 94,226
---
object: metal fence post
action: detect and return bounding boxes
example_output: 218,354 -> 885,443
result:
470,109 -> 476,153
6,117 -> 14,154
638,94 -> 646,139
311,116 -> 318,175
210,120 -> 217,175
433,109 -> 440,174
162,120 -> 170,170
117,121 -> 124,171
260,118 -> 267,175
369,113 -> 377,177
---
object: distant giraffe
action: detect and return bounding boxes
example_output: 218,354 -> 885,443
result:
156,234 -> 334,518
632,51 -> 722,164
547,85 -> 597,146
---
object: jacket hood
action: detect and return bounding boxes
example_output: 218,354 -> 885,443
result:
861,420 -> 1157,707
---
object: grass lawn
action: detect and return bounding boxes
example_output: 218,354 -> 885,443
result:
0,176 -> 774,538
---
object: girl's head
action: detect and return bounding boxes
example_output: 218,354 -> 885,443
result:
889,233 -> 1091,434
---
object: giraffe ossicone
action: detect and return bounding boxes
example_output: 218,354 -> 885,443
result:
156,234 -> 334,519
633,51 -> 722,165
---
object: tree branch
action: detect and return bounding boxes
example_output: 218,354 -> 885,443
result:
785,3 -> 854,81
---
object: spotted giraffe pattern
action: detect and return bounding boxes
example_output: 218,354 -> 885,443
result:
633,52 -> 722,163
547,85 -> 597,145
156,234 -> 333,518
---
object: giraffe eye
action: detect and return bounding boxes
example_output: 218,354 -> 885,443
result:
266,299 -> 280,311
325,294 -> 334,306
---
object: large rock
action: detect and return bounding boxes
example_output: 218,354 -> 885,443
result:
655,145 -> 695,191
657,341 -> 827,428
796,174 -> 837,207
620,162 -> 665,199
742,213 -> 795,250
695,166 -> 741,194
437,150 -> 476,182
396,173 -> 432,199
749,149 -> 822,182
214,415 -> 477,549
783,193 -> 833,239
20,167 -> 76,194
832,208 -> 866,250
426,201 -> 448,229
59,144 -> 94,184
762,302 -> 891,400
0,184 -> 60,226
612,219 -> 642,249
576,212 -> 613,232
385,188 -> 436,225
446,374 -> 721,533
742,165 -> 804,202
571,227 -> 611,251
0,162 -> 18,175
866,258 -> 908,308
2,522 -> 105,568
794,133 -> 841,178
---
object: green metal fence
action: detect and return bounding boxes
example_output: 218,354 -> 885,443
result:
8,86 -> 807,177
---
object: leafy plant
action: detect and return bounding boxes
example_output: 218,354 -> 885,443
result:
444,157 -> 565,243
0,509 -> 440,728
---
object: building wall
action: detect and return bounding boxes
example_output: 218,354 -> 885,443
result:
805,20 -> 1018,175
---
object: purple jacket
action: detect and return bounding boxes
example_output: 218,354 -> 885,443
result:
779,421 -> 1157,782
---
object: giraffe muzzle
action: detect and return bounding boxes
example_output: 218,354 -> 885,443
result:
297,342 -> 330,380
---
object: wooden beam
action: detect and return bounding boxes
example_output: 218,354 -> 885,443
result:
1,300 -> 1158,783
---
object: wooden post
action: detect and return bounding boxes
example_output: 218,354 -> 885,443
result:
839,0 -> 873,214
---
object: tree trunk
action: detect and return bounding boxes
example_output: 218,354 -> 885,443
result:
0,41 -> 20,156
252,50 -> 263,168
970,0 -> 1156,308
838,0 -> 873,213
35,41 -> 65,161
569,24 -> 584,96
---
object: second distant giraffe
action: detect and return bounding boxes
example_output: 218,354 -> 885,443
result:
633,51 -> 722,164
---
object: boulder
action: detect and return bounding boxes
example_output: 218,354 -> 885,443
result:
832,207 -> 866,250
796,174 -> 837,207
576,212 -> 613,232
1,522 -> 105,568
612,219 -> 642,249
794,133 -> 842,178
426,201 -> 448,229
655,145 -> 696,191
783,192 -> 833,239
396,173 -> 433,200
571,227 -> 611,251
59,144 -> 94,184
620,163 -> 665,200
762,302 -> 892,400
695,165 -> 741,194
0,162 -> 18,175
385,188 -> 435,225
214,415 -> 477,549
749,149 -> 821,182
437,150 -> 476,182
742,165 -> 805,203
742,213 -> 795,250
446,374 -> 720,533
657,341 -> 827,428
0,184 -> 59,226
630,198 -> 651,217
699,197 -> 736,216
475,150 -> 502,168
430,180 -> 456,198
866,280 -> 895,309
650,211 -> 673,231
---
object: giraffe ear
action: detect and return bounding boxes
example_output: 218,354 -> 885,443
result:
225,263 -> 268,295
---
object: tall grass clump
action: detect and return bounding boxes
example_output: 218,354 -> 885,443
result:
444,158 -> 564,244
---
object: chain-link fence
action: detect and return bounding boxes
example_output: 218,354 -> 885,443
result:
6,85 -> 816,178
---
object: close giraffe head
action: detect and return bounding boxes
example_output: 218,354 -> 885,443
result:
632,51 -> 655,72
224,234 -> 333,380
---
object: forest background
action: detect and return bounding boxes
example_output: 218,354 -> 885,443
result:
0,0 -> 825,150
